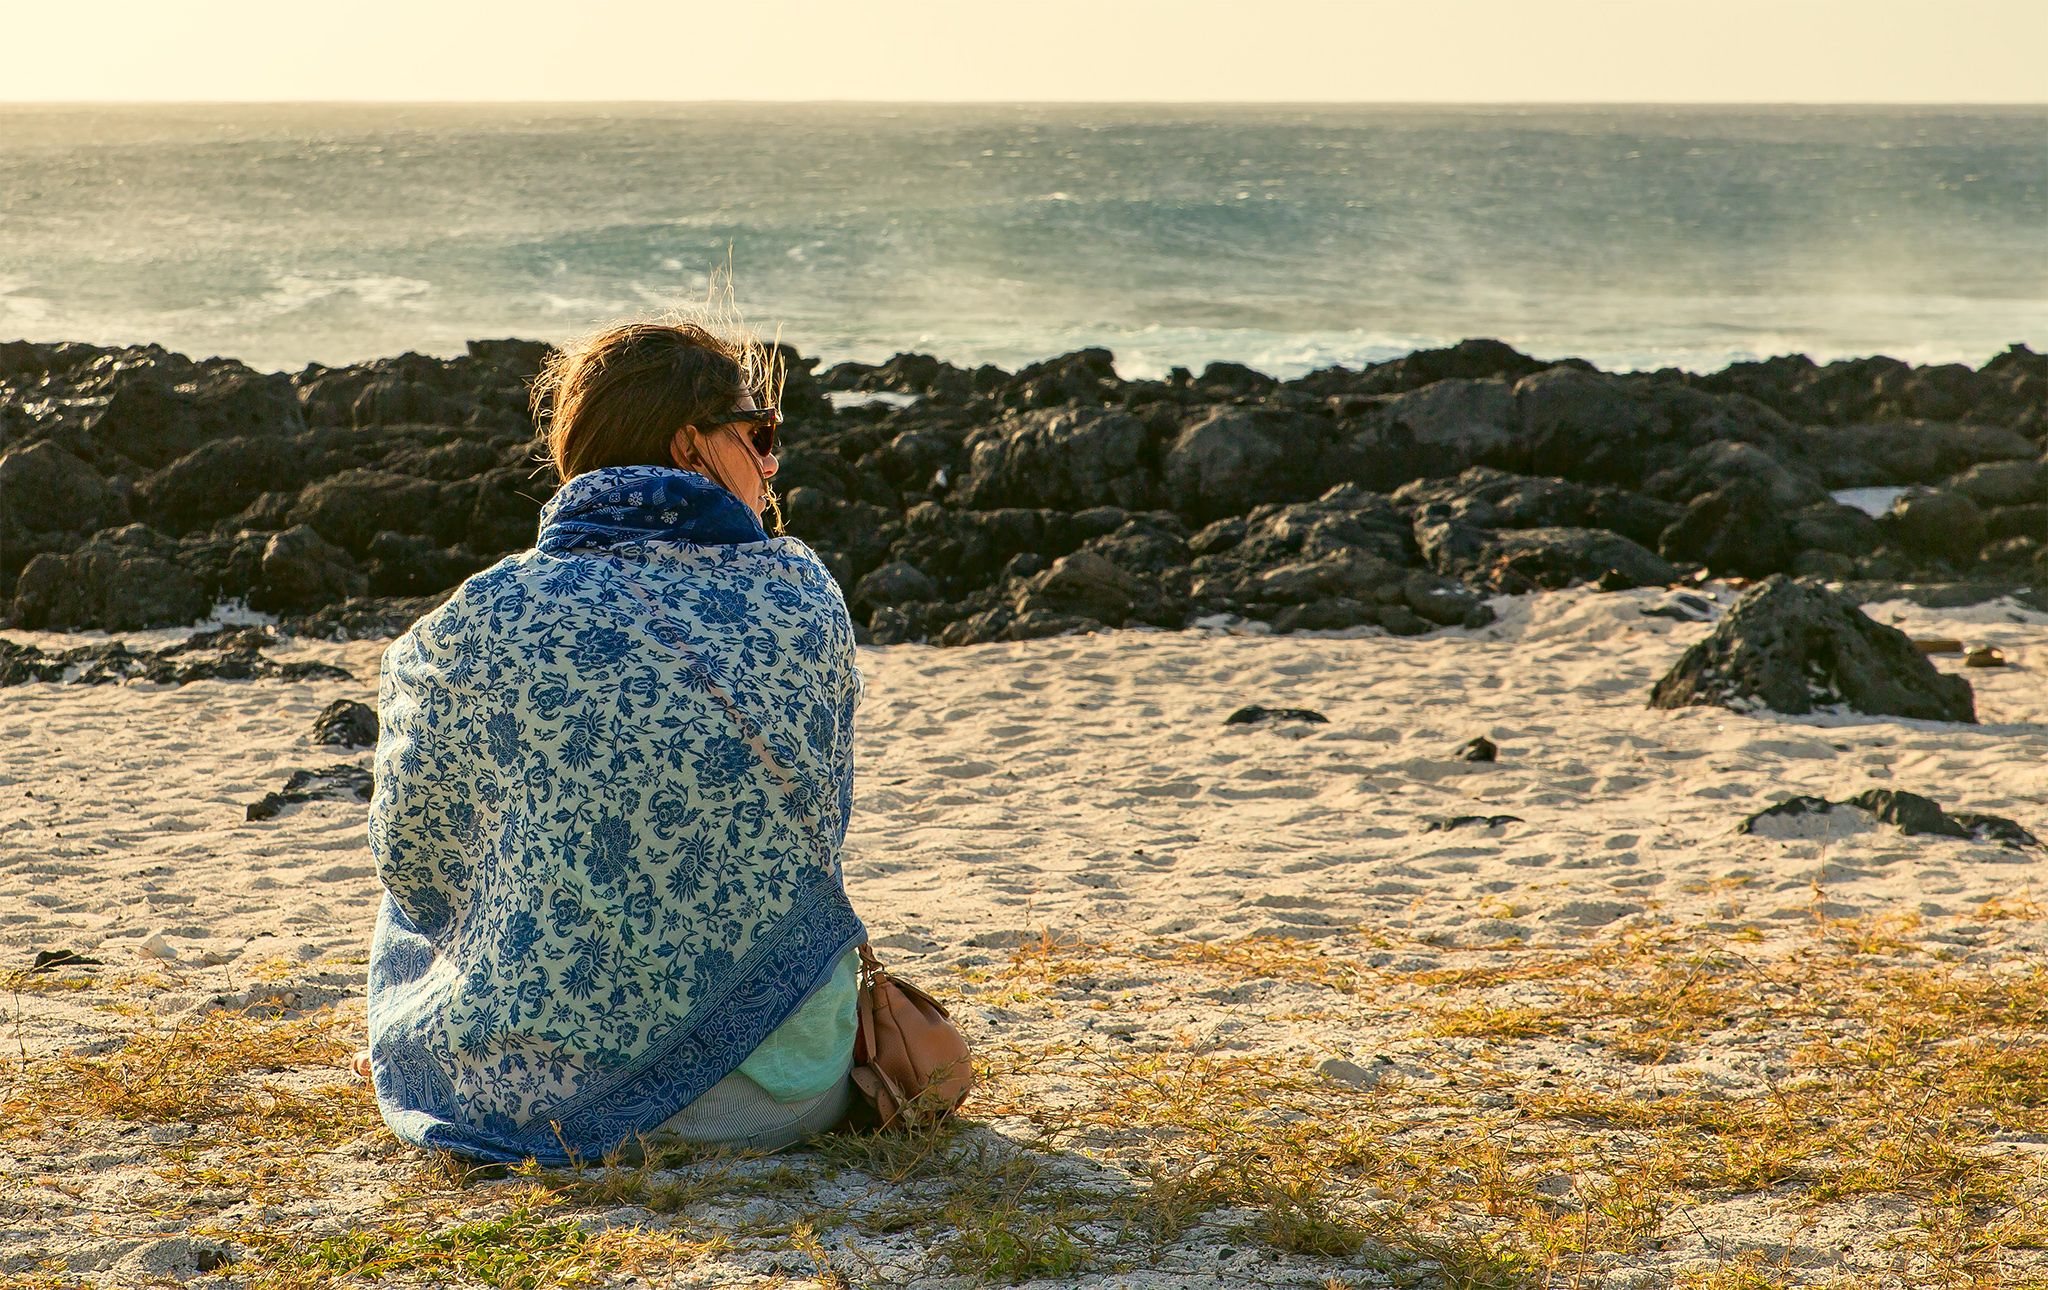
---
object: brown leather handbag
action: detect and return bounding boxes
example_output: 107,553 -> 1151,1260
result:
848,943 -> 975,1129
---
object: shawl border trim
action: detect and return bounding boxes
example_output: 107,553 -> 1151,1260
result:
379,869 -> 864,1165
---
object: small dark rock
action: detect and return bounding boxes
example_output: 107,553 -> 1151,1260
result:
1946,459 -> 2046,508
311,699 -> 378,748
1423,815 -> 1524,832
1950,812 -> 2042,850
1375,603 -> 1433,636
1641,592 -> 1717,622
1737,795 -> 1845,835
1741,790 -> 2038,849
1845,788 -> 1970,839
1455,736 -> 1498,762
1224,705 -> 1329,726
30,949 -> 103,973
1461,526 -> 1679,594
247,764 -> 375,821
1594,568 -> 1636,592
192,1246 -> 234,1274
1787,501 -> 1882,558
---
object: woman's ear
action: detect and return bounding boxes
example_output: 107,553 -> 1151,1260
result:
667,426 -> 695,469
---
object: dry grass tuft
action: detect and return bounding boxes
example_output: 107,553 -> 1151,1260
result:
10,921 -> 2048,1288
2,1001 -> 362,1136
962,920 -> 2048,1285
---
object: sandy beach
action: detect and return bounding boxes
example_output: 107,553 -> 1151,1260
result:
3,583 -> 2043,1288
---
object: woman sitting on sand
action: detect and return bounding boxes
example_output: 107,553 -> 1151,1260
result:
362,319 -> 867,1165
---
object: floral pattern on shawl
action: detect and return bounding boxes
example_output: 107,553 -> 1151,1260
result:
366,467 -> 865,1164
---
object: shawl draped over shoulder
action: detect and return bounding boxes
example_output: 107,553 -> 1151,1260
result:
366,466 -> 866,1164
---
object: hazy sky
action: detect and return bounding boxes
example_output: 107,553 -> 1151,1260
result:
8,0 -> 2045,103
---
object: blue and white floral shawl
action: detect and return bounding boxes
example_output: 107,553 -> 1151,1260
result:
365,466 -> 866,1164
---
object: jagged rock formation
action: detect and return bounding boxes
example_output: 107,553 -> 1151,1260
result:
1,335 -> 2042,642
1649,576 -> 1977,723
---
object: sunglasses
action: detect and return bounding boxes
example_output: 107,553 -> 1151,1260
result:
701,406 -> 782,459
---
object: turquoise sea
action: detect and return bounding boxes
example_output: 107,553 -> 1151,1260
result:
1,103 -> 2042,376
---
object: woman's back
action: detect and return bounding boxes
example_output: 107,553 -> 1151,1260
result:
364,322 -> 869,1164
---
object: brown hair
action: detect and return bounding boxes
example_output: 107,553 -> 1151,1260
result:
532,318 -> 784,525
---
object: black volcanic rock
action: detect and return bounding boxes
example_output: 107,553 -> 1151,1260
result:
1658,479 -> 1794,577
280,594 -> 450,641
1984,504 -> 2047,545
1515,366 -> 1796,488
1014,551 -> 1143,626
1650,576 -> 1975,722
998,347 -> 1122,409
961,405 -> 1165,512
1393,467 -> 1680,548
3,335 -> 2041,641
12,525 -> 212,631
247,764 -> 374,820
1418,516 -> 1677,594
362,532 -> 490,598
463,466 -> 555,554
1288,338 -> 1549,399
1335,379 -> 1520,486
1643,440 -> 1828,510
311,699 -> 379,748
1225,705 -> 1328,725
851,560 -> 939,616
251,525 -> 367,614
1880,488 -> 1988,566
1741,789 -> 2038,850
288,469 -> 444,555
1806,420 -> 2035,488
1945,458 -> 2046,509
0,442 -> 125,539
0,628 -> 350,688
1787,501 -> 1881,559
83,363 -> 303,469
137,434 -> 312,535
1164,406 -> 1336,522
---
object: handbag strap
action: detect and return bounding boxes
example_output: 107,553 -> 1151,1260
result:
853,942 -> 881,1064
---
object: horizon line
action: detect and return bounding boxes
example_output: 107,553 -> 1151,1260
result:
4,98 -> 2046,109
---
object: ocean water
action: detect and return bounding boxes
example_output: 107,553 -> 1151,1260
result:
1,103 -> 2043,379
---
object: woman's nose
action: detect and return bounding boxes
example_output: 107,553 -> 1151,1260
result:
759,452 -> 779,479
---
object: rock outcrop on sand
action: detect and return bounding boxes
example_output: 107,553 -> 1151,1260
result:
1741,789 -> 2039,849
1649,576 -> 1977,722
245,764 -> 375,821
0,625 -> 350,687
310,699 -> 379,748
1,336 -> 2042,641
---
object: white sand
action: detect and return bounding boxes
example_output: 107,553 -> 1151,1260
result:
2,584 -> 2043,1287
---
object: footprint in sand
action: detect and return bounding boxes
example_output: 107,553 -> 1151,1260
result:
1541,898 -> 1644,926
927,759 -> 998,779
1209,782 -> 1320,801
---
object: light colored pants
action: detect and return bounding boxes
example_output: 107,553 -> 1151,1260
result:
645,1064 -> 854,1154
